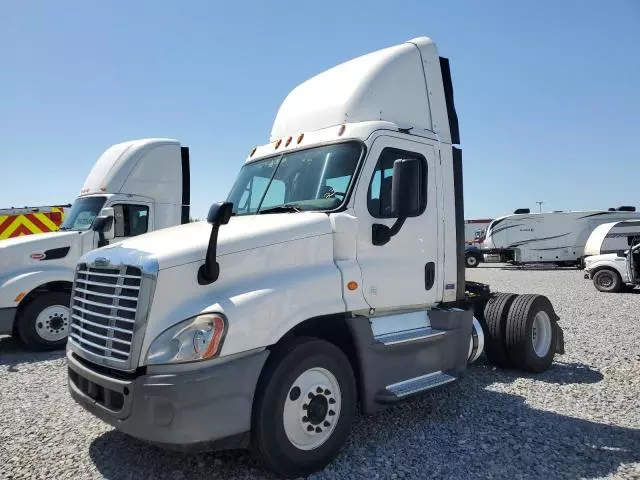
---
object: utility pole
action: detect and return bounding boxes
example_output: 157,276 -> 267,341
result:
536,201 -> 544,213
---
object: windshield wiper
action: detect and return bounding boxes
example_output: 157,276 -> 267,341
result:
58,226 -> 71,231
258,204 -> 302,215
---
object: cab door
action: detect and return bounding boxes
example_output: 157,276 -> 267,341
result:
353,135 -> 440,311
628,245 -> 638,284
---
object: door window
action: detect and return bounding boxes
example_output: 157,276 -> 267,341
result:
113,204 -> 149,237
367,148 -> 427,218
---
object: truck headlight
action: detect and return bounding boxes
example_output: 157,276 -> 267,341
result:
145,313 -> 227,365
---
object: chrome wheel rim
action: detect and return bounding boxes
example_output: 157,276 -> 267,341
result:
283,367 -> 341,451
531,310 -> 552,357
35,305 -> 70,342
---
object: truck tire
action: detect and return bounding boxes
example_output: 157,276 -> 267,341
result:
505,294 -> 558,373
592,269 -> 622,293
480,293 -> 517,368
251,337 -> 356,477
17,292 -> 71,351
465,252 -> 481,268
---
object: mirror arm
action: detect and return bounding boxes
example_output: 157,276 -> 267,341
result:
198,225 -> 221,285
372,216 -> 406,246
97,230 -> 107,248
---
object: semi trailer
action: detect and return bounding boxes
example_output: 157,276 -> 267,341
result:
481,208 -> 640,266
464,218 -> 492,245
0,138 -> 191,349
66,37 -> 565,477
0,204 -> 70,239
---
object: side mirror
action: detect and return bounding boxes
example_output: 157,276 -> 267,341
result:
391,158 -> 422,218
207,202 -> 233,226
93,207 -> 115,247
198,202 -> 234,285
372,158 -> 422,246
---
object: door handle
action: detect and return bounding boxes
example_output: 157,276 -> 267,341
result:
425,262 -> 435,290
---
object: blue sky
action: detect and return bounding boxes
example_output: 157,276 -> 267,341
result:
1,0 -> 638,219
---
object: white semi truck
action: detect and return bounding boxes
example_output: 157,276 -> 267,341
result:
66,37 -> 565,477
0,138 -> 191,349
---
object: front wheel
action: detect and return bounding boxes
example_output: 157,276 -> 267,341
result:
17,291 -> 71,350
252,337 -> 356,477
593,269 -> 622,293
465,252 -> 481,268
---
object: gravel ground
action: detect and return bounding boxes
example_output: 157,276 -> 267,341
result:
1,264 -> 639,480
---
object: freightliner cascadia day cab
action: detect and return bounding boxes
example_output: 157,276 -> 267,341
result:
481,207 -> 640,266
67,37 -> 565,477
0,138 -> 191,349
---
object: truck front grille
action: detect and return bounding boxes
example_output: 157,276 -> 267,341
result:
69,263 -> 142,363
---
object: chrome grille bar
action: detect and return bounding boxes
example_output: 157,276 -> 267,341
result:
69,263 -> 142,364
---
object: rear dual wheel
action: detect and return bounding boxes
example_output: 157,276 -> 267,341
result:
482,293 -> 559,372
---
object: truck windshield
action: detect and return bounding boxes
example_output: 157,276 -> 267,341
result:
227,142 -> 362,216
59,196 -> 107,231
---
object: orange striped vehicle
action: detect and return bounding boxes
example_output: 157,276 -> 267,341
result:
0,205 -> 70,239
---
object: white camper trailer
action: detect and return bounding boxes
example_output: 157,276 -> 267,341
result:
584,220 -> 640,258
481,207 -> 640,266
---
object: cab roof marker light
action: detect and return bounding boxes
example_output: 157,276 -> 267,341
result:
275,139 -> 282,149
297,133 -> 304,144
285,136 -> 292,147
250,147 -> 257,157
338,125 -> 346,136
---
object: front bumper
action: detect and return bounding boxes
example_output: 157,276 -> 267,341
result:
67,349 -> 269,451
0,307 -> 17,335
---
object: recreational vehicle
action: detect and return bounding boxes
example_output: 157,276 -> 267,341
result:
481,208 -> 640,266
584,220 -> 640,258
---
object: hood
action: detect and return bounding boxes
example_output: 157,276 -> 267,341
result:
95,212 -> 334,270
584,253 -> 620,268
0,230 -> 82,272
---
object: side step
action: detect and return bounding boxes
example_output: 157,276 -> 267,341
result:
375,371 -> 457,404
374,327 -> 446,346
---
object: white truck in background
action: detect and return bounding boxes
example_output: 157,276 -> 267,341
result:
481,207 -> 640,266
66,37 -> 564,477
0,138 -> 191,349
584,242 -> 640,292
